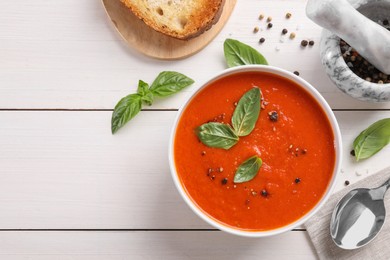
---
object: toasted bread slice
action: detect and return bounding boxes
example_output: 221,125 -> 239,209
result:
120,0 -> 225,40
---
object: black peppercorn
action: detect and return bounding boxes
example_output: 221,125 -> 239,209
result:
294,178 -> 301,184
268,111 -> 278,122
221,178 -> 228,185
350,150 -> 355,156
261,189 -> 268,197
309,40 -> 315,46
267,23 -> 273,29
293,71 -> 300,76
259,37 -> 265,43
282,28 -> 288,35
340,39 -> 389,83
345,180 -> 350,186
301,40 -> 308,47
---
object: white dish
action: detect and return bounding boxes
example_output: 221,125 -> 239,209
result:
169,65 -> 342,237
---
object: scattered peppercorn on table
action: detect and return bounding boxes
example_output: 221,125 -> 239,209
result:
0,0 -> 389,259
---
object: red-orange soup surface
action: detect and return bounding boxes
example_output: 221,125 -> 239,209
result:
174,72 -> 336,231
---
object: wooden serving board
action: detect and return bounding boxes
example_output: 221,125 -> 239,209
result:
102,0 -> 237,60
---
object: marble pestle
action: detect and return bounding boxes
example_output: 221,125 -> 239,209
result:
306,0 -> 390,74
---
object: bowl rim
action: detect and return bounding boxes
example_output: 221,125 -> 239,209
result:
168,65 -> 343,237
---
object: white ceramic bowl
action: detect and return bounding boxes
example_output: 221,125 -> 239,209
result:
320,0 -> 390,102
169,65 -> 342,237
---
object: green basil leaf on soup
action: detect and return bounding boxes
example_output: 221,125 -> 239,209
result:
234,156 -> 262,183
196,122 -> 239,150
353,118 -> 390,161
111,94 -> 142,134
232,87 -> 261,136
150,71 -> 194,97
224,38 -> 269,68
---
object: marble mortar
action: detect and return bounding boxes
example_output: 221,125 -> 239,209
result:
309,0 -> 390,102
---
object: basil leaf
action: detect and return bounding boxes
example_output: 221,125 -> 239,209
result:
234,156 -> 262,183
353,118 -> 390,161
232,88 -> 261,136
136,80 -> 154,105
224,38 -> 268,67
137,80 -> 149,96
196,122 -> 239,149
150,71 -> 194,97
111,94 -> 142,134
141,92 -> 154,106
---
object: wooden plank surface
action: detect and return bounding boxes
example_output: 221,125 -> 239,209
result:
0,231 -> 317,259
1,0 -> 390,258
0,110 -> 388,229
0,0 -> 389,110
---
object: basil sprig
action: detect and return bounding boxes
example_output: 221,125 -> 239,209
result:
196,122 -> 239,150
196,87 -> 261,149
224,38 -> 268,67
353,118 -> 390,161
111,71 -> 194,134
232,88 -> 261,136
234,156 -> 262,183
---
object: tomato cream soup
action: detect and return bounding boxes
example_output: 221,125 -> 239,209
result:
174,72 -> 335,231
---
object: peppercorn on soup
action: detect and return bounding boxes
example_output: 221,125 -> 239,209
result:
172,69 -> 337,232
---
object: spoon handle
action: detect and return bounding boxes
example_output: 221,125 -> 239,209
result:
374,177 -> 390,198
383,177 -> 390,190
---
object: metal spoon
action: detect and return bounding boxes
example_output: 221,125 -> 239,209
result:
330,177 -> 390,249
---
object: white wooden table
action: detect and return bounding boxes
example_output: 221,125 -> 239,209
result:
1,0 -> 389,259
